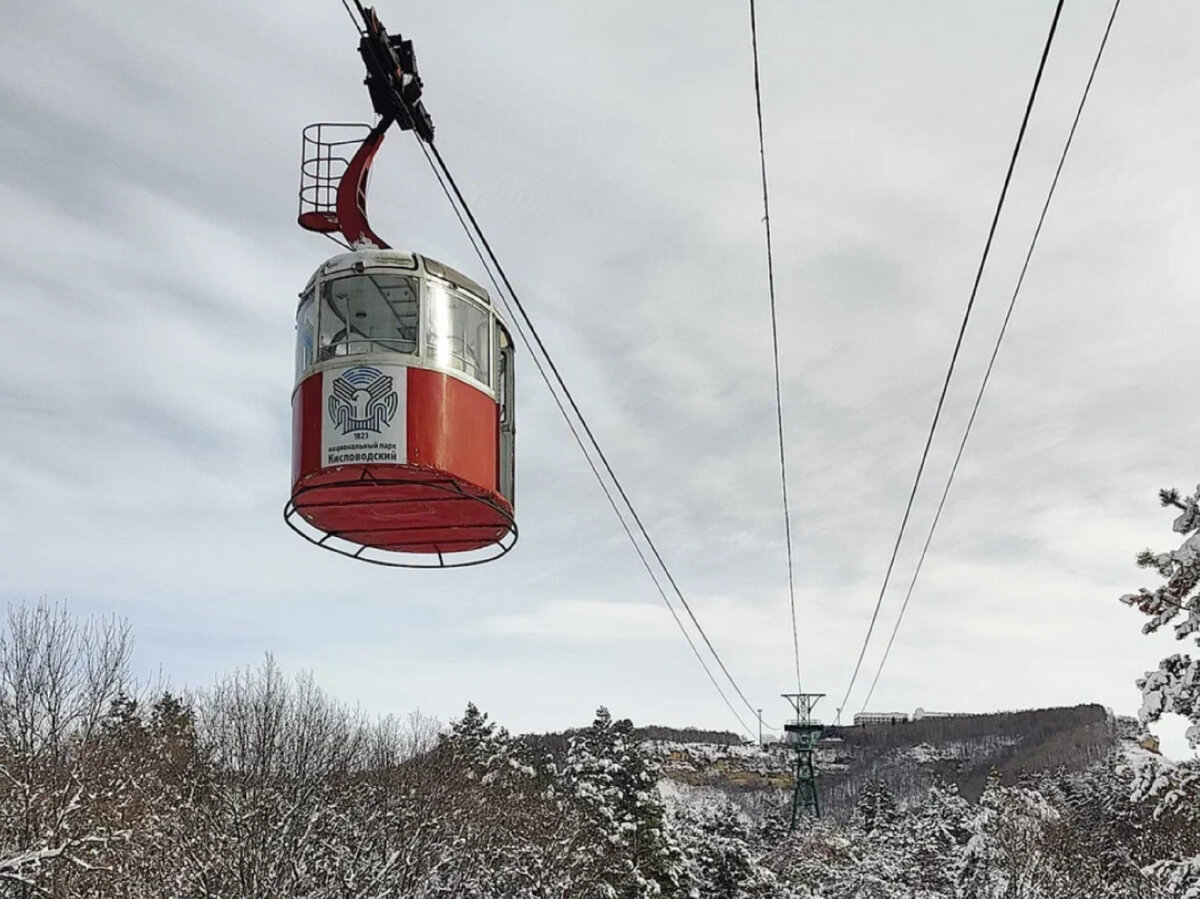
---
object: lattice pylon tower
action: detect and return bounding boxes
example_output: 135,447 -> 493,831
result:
782,692 -> 825,828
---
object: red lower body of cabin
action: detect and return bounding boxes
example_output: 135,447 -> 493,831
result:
290,366 -> 510,555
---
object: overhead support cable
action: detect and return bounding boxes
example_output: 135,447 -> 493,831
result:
411,135 -> 759,737
749,0 -> 804,698
835,0 -> 1067,721
339,0 -> 365,34
423,140 -> 771,731
860,0 -> 1122,710
344,0 -> 775,735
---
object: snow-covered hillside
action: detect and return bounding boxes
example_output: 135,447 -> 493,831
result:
648,703 -> 1137,819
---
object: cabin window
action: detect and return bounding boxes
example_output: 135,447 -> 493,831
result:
295,288 -> 316,380
317,273 -> 420,360
425,282 -> 492,387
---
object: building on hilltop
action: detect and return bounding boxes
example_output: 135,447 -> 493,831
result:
853,712 -> 909,726
912,707 -> 955,720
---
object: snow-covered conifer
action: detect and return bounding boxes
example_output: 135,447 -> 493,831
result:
854,780 -> 900,836
566,707 -> 681,897
1121,485 -> 1200,745
670,797 -> 780,898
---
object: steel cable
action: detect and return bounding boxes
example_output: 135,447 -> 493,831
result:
860,0 -> 1122,711
749,0 -> 804,699
411,135 -> 761,737
835,0 -> 1067,721
424,139 -> 771,728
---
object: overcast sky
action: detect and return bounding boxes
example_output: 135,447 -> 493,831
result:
2,0 -> 1198,756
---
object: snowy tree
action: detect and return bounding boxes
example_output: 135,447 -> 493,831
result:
565,707 -> 681,897
1117,485 -> 1200,897
1037,757 -> 1161,896
670,797 -> 780,899
760,782 -> 969,899
1123,749 -> 1200,899
1121,486 -> 1200,745
900,782 -> 971,896
0,603 -> 134,895
182,655 -> 372,898
422,702 -> 557,896
855,780 -> 900,836
86,690 -> 206,897
958,772 -> 1060,899
761,816 -> 853,898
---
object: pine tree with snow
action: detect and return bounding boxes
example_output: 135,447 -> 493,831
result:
1123,748 -> 1200,899
958,771 -> 1060,899
445,701 -> 513,779
1121,485 -> 1200,745
761,815 -> 855,899
765,782 -> 961,899
565,707 -> 681,897
670,798 -> 781,899
1039,757 -> 1168,898
901,782 -> 972,896
854,780 -> 900,837
1118,485 -> 1200,897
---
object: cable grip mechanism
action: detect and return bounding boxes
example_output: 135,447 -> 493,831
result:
297,4 -> 435,248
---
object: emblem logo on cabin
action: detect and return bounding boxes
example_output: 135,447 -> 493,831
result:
327,366 -> 400,435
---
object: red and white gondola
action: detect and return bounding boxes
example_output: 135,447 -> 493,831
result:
284,9 -> 516,566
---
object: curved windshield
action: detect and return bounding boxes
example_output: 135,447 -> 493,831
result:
425,282 -> 491,387
295,288 -> 316,381
317,273 -> 420,361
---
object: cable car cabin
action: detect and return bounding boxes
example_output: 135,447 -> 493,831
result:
285,248 -> 516,566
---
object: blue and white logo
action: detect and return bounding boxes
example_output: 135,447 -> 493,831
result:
327,366 -> 400,435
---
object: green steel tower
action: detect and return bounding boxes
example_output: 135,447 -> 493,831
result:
782,692 -> 825,828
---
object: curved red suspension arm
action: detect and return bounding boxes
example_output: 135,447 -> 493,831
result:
297,118 -> 392,249
334,119 -> 391,249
